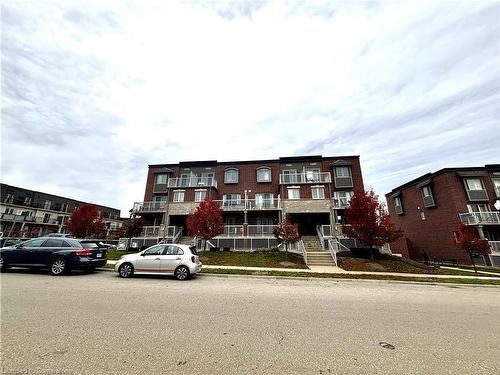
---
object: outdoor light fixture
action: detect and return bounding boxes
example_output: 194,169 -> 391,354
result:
494,200 -> 500,211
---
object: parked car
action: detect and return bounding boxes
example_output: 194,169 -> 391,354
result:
114,244 -> 201,280
0,237 -> 107,275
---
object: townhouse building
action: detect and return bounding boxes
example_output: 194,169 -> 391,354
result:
127,155 -> 364,252
385,165 -> 500,266
0,183 -> 123,240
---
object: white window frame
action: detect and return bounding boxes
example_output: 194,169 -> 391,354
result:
335,166 -> 350,178
464,178 -> 484,191
155,174 -> 168,184
311,186 -> 325,199
394,196 -> 403,214
173,190 -> 185,203
257,167 -> 272,182
224,169 -> 239,184
222,194 -> 241,206
421,185 -> 432,197
43,200 -> 51,210
195,190 -> 207,202
287,187 -> 300,200
305,169 -> 320,182
255,193 -> 273,208
467,204 -> 489,213
5,208 -> 13,214
282,169 -> 298,184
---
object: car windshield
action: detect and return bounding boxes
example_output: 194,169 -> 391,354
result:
189,246 -> 198,255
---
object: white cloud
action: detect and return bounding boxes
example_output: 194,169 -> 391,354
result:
1,0 -> 499,213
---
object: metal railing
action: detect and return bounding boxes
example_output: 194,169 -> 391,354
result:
332,198 -> 350,209
167,177 -> 218,189
279,172 -> 331,184
247,225 -> 276,237
215,198 -> 281,211
220,225 -> 244,237
196,237 -> 279,251
326,239 -> 338,266
489,241 -> 500,255
459,212 -> 500,225
132,201 -> 167,213
141,226 -> 160,237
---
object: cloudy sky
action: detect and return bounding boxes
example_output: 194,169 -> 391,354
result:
1,0 -> 499,215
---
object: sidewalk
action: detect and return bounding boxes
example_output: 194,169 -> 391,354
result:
106,260 -> 500,280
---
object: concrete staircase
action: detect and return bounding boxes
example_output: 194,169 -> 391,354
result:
302,235 -> 336,266
177,236 -> 195,246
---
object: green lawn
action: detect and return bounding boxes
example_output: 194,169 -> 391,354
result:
450,265 -> 500,274
199,249 -> 307,269
106,249 -> 138,260
337,254 -> 496,277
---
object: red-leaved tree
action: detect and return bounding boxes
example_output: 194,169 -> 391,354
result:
454,223 -> 490,273
186,200 -> 224,250
66,204 -> 106,238
343,189 -> 403,261
116,217 -> 144,239
273,217 -> 301,260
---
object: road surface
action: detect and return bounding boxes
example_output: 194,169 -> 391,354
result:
1,269 -> 499,374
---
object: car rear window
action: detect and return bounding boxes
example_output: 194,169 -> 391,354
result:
189,246 -> 198,255
81,242 -> 99,249
65,239 -> 83,248
42,239 -> 63,247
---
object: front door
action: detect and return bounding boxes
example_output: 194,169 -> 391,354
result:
159,245 -> 184,273
135,245 -> 165,272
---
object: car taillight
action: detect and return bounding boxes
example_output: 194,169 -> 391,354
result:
191,256 -> 195,263
75,248 -> 92,256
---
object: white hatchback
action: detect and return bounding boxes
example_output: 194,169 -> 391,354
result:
114,244 -> 202,280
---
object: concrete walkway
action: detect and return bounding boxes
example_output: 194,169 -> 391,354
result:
440,265 -> 500,276
106,260 -> 500,280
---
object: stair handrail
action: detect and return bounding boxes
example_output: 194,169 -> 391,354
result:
326,239 -> 339,267
316,225 -> 326,250
296,240 -> 307,265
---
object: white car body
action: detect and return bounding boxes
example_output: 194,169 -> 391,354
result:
114,243 -> 201,280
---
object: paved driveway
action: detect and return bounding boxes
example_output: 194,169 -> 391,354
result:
1,270 -> 499,374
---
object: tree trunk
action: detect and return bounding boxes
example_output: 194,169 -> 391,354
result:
369,245 -> 374,262
204,239 -> 207,252
285,242 -> 288,261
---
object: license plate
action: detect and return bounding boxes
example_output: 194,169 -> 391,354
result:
97,253 -> 102,258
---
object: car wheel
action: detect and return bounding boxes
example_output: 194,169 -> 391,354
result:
118,263 -> 134,278
175,266 -> 190,280
0,255 -> 8,272
50,258 -> 68,276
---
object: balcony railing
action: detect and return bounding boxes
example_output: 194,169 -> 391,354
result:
132,201 -> 167,213
332,198 -> 350,209
219,225 -> 244,237
489,241 -> 500,255
141,226 -> 160,237
167,177 -> 218,189
279,172 -> 331,184
247,225 -> 275,237
459,212 -> 500,225
214,198 -> 281,211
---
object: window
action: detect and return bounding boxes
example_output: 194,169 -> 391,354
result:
155,174 -> 168,184
282,170 -> 298,184
60,203 -> 68,212
333,191 -> 354,208
4,208 -> 13,214
43,200 -> 51,210
421,185 -> 435,207
311,186 -> 325,199
173,191 -> 185,203
4,193 -> 14,203
21,238 -> 45,248
492,178 -> 500,197
287,187 -> 300,200
42,239 -> 63,247
143,245 -> 165,256
467,204 -> 489,213
335,167 -> 350,178
257,167 -> 272,182
255,193 -> 273,208
305,169 -> 320,182
420,211 -> 426,221
24,197 -> 32,205
224,169 -> 239,183
463,178 -> 488,201
165,245 -> 184,255
43,213 -> 51,223
223,194 -> 241,207
394,196 -> 403,215
180,174 -> 190,187
195,173 -> 214,186
464,178 -> 483,190
195,190 -> 207,202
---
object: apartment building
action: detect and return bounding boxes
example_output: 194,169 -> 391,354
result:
128,155 -> 364,250
0,183 -> 123,240
385,165 -> 500,266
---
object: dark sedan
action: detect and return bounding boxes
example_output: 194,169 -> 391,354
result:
0,237 -> 107,275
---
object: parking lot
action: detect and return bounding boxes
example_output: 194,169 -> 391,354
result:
1,269 -> 499,374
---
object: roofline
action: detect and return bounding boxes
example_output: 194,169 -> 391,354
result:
0,183 -> 121,212
148,155 -> 360,168
385,165 -> 499,196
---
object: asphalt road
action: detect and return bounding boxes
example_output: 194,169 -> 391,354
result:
1,270 -> 499,375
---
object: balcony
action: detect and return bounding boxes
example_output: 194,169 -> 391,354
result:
141,226 -> 160,237
459,212 -> 500,225
132,201 -> 167,213
220,225 -> 244,237
0,213 -> 59,225
247,225 -> 275,237
167,177 -> 218,189
279,172 -> 331,184
332,198 -> 350,209
215,198 -> 281,211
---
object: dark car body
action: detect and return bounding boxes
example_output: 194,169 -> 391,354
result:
0,237 -> 107,275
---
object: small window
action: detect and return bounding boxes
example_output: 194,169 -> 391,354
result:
155,174 -> 168,184
257,167 -> 272,182
311,186 -> 325,199
223,194 -> 242,207
464,178 -> 483,190
421,185 -> 435,207
420,211 -> 426,221
4,193 -> 14,203
143,245 -> 165,256
173,191 -> 185,203
5,208 -> 13,214
224,169 -> 239,183
195,190 -> 207,202
288,187 -> 300,200
335,167 -> 350,178
43,200 -> 51,210
24,197 -> 32,205
60,203 -> 68,212
42,239 -> 64,247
